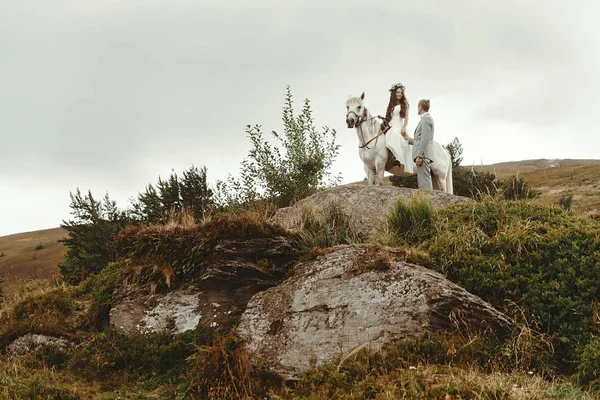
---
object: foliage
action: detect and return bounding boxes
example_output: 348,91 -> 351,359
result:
59,190 -> 132,285
452,167 -> 498,199
114,212 -> 295,287
76,262 -> 121,330
558,193 -> 574,211
132,165 -> 214,224
579,336 -> 600,389
300,202 -> 362,250
443,136 -> 464,169
388,173 -> 418,189
414,197 -> 600,372
497,175 -> 539,200
0,286 -> 79,350
292,333 -> 581,399
68,330 -> 198,385
386,195 -> 436,244
217,86 -> 341,209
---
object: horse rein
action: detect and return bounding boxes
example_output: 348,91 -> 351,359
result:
348,108 -> 387,149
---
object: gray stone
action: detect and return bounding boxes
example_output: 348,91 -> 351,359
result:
271,184 -> 472,237
237,245 -> 511,380
7,333 -> 74,356
110,235 -> 300,335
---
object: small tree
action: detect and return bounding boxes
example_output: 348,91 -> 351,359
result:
59,190 -> 131,284
217,86 -> 341,208
133,165 -> 214,223
444,137 -> 464,169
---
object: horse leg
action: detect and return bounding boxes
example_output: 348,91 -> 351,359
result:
446,164 -> 453,195
364,164 -> 376,185
375,158 -> 387,186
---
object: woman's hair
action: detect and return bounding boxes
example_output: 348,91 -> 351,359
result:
418,99 -> 431,112
385,87 -> 409,122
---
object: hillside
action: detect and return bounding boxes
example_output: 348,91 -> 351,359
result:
471,158 -> 600,178
0,227 -> 66,287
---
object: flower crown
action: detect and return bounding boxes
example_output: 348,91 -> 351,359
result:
389,82 -> 405,92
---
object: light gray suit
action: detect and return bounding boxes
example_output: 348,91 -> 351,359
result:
408,112 -> 434,190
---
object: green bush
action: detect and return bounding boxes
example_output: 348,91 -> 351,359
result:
579,337 -> 600,389
77,262 -> 121,330
114,213 -> 295,287
497,175 -> 539,200
300,202 -> 362,249
452,167 -> 497,199
417,197 -> 600,372
386,195 -> 435,244
68,330 -> 198,385
558,193 -> 574,211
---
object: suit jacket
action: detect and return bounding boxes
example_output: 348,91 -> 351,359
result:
411,112 -> 434,162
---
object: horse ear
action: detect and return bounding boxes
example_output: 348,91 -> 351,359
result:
360,92 -> 365,100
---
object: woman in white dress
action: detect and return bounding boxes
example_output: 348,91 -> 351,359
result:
385,82 -> 414,174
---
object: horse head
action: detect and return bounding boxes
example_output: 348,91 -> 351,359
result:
345,92 -> 366,128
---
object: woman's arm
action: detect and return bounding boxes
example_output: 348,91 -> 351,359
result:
401,105 -> 409,133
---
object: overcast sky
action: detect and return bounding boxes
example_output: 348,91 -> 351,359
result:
1,0 -> 599,236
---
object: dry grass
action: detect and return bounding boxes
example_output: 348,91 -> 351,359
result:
0,356 -> 103,399
518,164 -> 600,214
0,278 -> 59,320
0,228 -> 66,286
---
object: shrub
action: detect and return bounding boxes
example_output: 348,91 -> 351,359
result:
419,197 -> 600,372
578,336 -> 600,389
452,167 -> 497,199
300,202 -> 362,249
114,212 -> 296,287
76,262 -> 121,330
68,330 -> 198,385
497,175 -> 539,200
216,86 -> 341,209
386,195 -> 435,244
0,286 -> 78,350
558,193 -> 574,211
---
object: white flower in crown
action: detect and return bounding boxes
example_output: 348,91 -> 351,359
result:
389,82 -> 405,92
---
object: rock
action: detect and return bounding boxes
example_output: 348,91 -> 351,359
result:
236,245 -> 511,380
271,184 -> 472,236
110,236 -> 300,335
7,333 -> 74,356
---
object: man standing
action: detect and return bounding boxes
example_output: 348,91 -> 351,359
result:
402,99 -> 434,190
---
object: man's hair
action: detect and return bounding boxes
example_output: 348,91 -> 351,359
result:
418,99 -> 431,112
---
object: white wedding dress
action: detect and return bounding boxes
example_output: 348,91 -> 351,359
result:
386,104 -> 414,175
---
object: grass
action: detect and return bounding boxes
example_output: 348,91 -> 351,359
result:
0,228 -> 66,286
114,210 -> 298,288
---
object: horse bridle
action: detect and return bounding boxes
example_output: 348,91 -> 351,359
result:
346,109 -> 366,128
347,107 -> 386,149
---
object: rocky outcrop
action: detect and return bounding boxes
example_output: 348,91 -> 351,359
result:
271,184 -> 472,236
237,245 -> 511,380
110,235 -> 300,335
7,333 -> 74,356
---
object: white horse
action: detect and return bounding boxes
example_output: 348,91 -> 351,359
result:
345,92 -> 453,193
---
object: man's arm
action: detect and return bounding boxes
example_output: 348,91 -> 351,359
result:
417,115 -> 433,158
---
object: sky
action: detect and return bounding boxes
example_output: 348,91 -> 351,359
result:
1,0 -> 599,236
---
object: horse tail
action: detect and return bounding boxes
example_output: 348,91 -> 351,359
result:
446,161 -> 454,195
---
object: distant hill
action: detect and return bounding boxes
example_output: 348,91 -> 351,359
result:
471,158 -> 600,179
0,227 -> 66,286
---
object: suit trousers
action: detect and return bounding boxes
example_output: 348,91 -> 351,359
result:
416,159 -> 433,190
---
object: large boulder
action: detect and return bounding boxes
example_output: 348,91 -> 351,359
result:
110,235 -> 300,335
237,245 -> 511,380
271,184 -> 472,236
